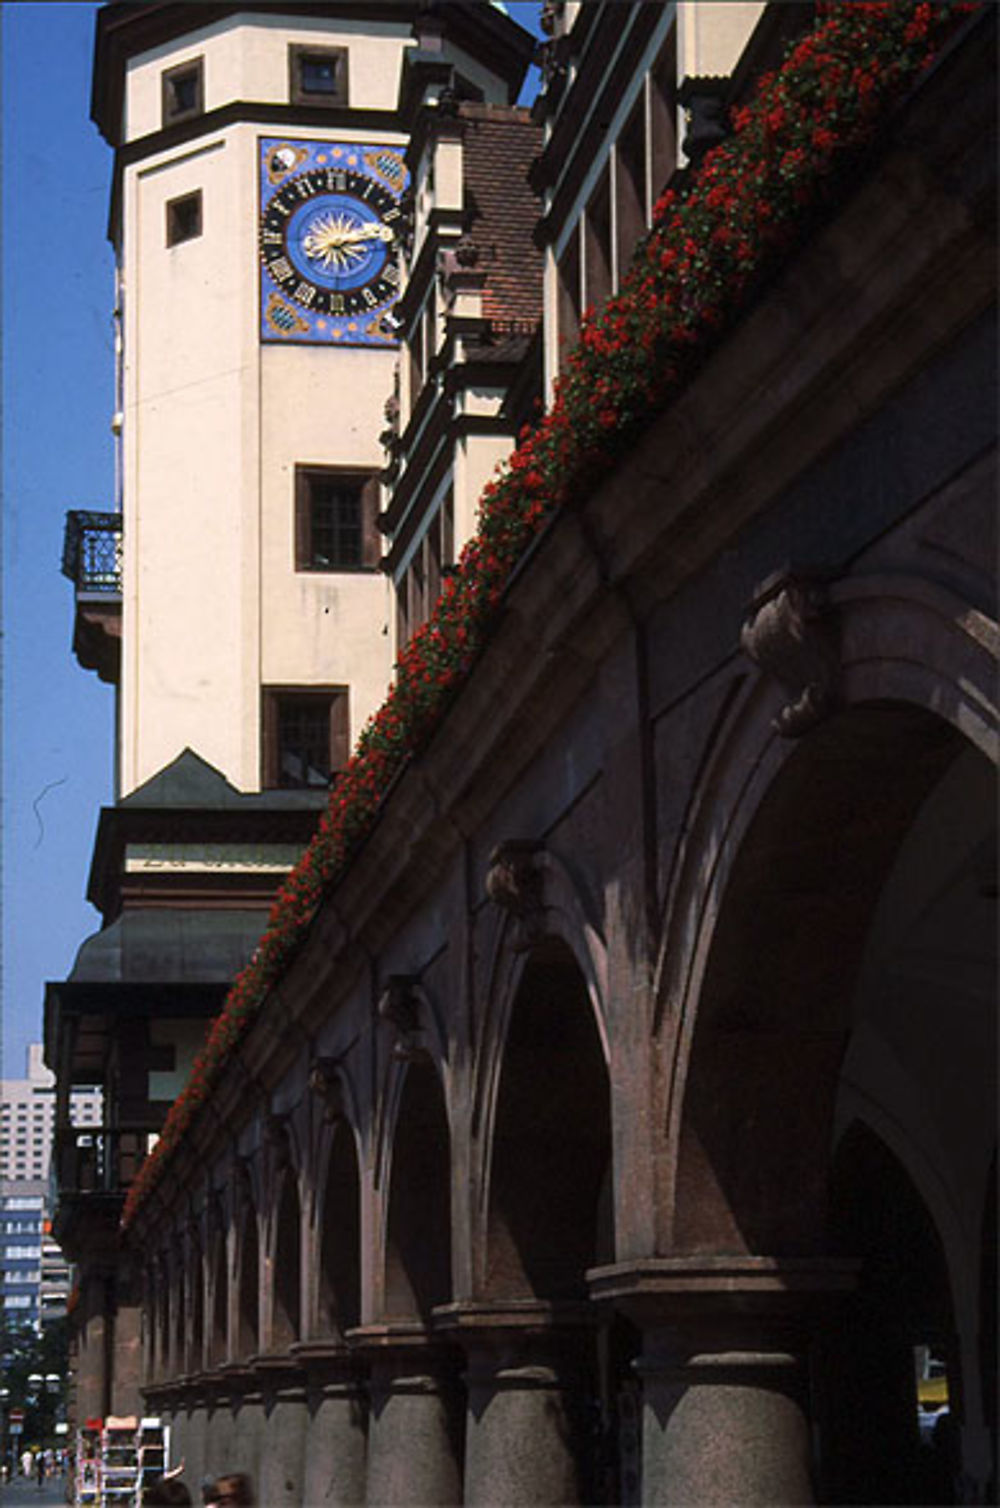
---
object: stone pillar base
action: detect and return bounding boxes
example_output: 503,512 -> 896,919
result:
229,1368 -> 265,1498
294,1341 -> 368,1507
202,1374 -> 236,1483
436,1300 -> 597,1508
255,1354 -> 309,1507
590,1256 -> 858,1507
352,1325 -> 463,1507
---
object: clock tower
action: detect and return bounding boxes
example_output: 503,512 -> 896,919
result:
49,1 -> 535,1427
89,0 -> 533,799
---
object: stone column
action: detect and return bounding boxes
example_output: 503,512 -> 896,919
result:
74,1271 -> 112,1422
202,1372 -> 236,1483
294,1342 -> 368,1507
182,1379 -> 209,1496
589,1257 -> 857,1507
110,1268 -> 145,1416
354,1326 -> 463,1507
256,1356 -> 309,1507
437,1301 -> 597,1508
229,1366 -> 265,1495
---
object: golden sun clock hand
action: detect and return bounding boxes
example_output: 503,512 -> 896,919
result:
302,212 -> 369,272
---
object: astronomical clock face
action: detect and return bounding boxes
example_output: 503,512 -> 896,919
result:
259,138 -> 408,346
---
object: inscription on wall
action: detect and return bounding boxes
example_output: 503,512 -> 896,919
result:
125,843 -> 301,873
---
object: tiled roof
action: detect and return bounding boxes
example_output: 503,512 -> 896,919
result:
460,104 -> 543,327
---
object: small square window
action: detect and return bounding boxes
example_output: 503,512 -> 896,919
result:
261,688 -> 349,790
162,58 -> 204,126
295,467 -> 380,572
289,44 -> 348,108
166,191 -> 202,247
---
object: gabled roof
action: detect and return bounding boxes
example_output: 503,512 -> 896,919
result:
120,747 -> 241,808
120,747 -> 327,810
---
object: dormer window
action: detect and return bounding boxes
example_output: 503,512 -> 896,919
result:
162,58 -> 204,126
289,44 -> 349,108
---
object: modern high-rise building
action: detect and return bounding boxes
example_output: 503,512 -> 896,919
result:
0,1046 -> 100,1329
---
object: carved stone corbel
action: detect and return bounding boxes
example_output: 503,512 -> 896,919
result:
308,1057 -> 347,1124
741,571 -> 840,738
378,975 -> 428,1063
233,1153 -> 254,1215
486,839 -> 546,950
677,75 -> 731,170
263,1113 -> 292,1174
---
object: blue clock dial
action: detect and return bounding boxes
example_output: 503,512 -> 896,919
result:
287,193 -> 391,291
259,141 -> 407,346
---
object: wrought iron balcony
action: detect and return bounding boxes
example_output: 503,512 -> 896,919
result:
62,510 -> 123,595
61,510 -> 122,683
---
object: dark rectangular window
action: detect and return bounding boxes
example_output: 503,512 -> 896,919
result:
166,190 -> 202,247
162,58 -> 204,126
395,489 -> 454,652
616,102 -> 647,282
262,688 -> 349,789
585,168 -> 612,315
289,44 -> 349,108
650,29 -> 678,202
556,229 -> 581,371
395,576 -> 410,654
295,467 -> 380,571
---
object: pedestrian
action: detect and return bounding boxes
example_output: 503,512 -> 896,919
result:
143,1475 -> 193,1505
21,1446 -> 33,1477
36,1449 -> 46,1487
205,1473 -> 254,1506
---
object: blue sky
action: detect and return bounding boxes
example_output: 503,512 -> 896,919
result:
0,2 -> 541,1080
2,2 -> 115,1077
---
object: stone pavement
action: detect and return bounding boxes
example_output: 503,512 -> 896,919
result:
0,1474 -> 69,1506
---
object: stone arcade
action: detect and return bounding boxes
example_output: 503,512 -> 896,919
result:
48,3 -> 996,1504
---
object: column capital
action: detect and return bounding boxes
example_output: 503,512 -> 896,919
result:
588,1254 -> 858,1327
249,1350 -> 307,1402
215,1361 -> 262,1400
346,1322 -> 460,1397
289,1339 -> 363,1398
433,1297 -> 594,1338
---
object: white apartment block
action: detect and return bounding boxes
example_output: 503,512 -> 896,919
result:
1,1043 -> 102,1183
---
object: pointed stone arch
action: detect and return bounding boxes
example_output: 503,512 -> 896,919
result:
316,1118 -> 363,1338
172,1237 -> 187,1378
657,673 -> 996,1499
207,1218 -> 229,1368
481,935 -> 613,1303
382,1056 -> 452,1324
270,1169 -> 303,1350
656,571 -> 999,1251
187,1223 -> 205,1375
477,846 -> 609,1134
236,1202 -> 260,1360
668,703 -> 971,1254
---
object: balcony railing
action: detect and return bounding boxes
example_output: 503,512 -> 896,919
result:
61,510 -> 123,595
54,1124 -> 150,1196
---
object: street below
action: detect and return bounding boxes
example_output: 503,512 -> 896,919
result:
0,1474 -> 68,1506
